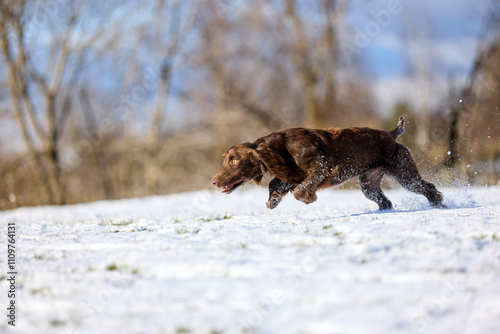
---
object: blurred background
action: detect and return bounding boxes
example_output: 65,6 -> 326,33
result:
0,0 -> 499,209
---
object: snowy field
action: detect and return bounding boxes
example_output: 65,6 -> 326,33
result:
1,185 -> 500,334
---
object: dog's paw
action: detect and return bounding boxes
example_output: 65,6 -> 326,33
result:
266,192 -> 281,209
266,197 -> 280,210
378,200 -> 393,211
433,203 -> 447,209
293,187 -> 317,204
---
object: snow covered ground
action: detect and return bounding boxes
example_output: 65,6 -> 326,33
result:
1,185 -> 500,334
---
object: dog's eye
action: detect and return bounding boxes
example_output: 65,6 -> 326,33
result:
230,159 -> 238,165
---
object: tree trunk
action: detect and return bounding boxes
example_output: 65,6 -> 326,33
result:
446,103 -> 460,168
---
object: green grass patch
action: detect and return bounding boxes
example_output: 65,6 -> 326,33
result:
99,219 -> 135,226
199,214 -> 232,222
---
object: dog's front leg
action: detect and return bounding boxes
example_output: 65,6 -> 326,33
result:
293,160 -> 332,204
293,180 -> 320,204
266,178 -> 296,209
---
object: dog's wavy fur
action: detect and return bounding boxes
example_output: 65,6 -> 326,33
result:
212,116 -> 444,210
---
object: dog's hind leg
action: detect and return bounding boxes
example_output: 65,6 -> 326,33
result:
267,178 -> 296,209
359,169 -> 393,210
388,144 -> 445,208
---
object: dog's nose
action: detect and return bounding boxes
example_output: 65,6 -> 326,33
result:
212,178 -> 219,187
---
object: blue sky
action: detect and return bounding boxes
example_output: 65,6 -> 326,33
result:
345,0 -> 492,78
340,0 -> 495,112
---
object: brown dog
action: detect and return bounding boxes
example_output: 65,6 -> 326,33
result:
212,116 -> 444,210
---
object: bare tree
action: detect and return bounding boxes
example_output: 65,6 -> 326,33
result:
446,5 -> 500,169
139,0 -> 202,194
280,0 -> 346,127
404,3 -> 432,152
199,0 -> 350,133
1,1 -> 65,203
0,0 -> 132,204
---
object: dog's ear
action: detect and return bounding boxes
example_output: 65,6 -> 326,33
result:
248,149 -> 268,175
253,175 -> 263,185
248,149 -> 268,174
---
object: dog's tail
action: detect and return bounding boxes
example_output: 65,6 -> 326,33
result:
388,115 -> 405,140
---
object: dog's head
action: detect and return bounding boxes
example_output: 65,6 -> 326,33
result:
212,143 -> 264,194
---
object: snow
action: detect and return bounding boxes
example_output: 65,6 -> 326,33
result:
1,185 -> 500,334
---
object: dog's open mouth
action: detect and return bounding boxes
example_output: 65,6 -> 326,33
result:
221,178 -> 247,194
